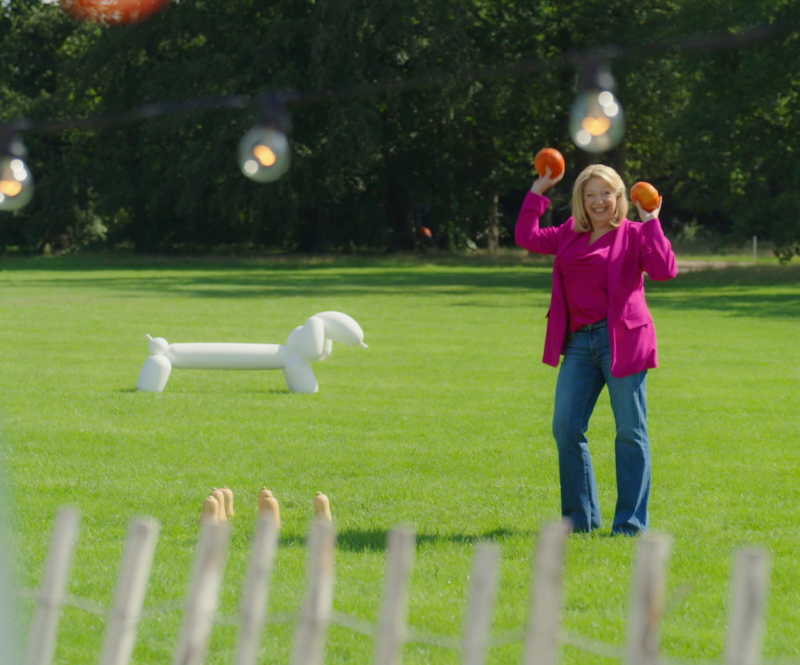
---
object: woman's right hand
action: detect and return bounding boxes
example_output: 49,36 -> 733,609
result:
530,168 -> 564,195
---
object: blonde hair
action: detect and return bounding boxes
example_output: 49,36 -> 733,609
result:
570,164 -> 629,233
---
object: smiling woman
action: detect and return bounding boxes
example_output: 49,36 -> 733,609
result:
581,174 -> 620,244
515,163 -> 678,536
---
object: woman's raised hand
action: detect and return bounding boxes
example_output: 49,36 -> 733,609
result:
635,196 -> 663,223
530,168 -> 564,195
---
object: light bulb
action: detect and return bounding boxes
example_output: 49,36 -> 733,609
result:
238,126 -> 290,183
0,157 -> 34,212
569,88 -> 625,153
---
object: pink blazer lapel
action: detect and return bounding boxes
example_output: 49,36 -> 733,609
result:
555,219 -> 583,258
607,219 -> 629,302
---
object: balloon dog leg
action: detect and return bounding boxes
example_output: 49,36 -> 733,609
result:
137,353 -> 172,393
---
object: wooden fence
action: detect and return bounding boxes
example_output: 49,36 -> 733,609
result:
21,507 -> 770,665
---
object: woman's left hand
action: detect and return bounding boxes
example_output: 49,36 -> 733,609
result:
636,196 -> 662,223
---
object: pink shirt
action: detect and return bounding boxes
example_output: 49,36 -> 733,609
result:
558,229 -> 617,332
515,191 -> 678,377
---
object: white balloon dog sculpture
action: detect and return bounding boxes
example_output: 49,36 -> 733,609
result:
136,311 -> 367,394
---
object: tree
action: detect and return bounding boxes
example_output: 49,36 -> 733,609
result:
1,0 -> 796,256
664,0 -> 800,260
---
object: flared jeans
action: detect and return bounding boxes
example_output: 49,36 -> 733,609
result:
552,319 -> 650,535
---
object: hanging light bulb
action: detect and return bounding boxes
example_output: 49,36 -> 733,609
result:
238,97 -> 292,183
0,133 -> 34,212
238,126 -> 290,182
569,61 -> 626,154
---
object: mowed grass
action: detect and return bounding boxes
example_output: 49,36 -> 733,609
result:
0,253 -> 799,665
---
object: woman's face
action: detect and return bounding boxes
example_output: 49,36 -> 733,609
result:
583,176 -> 618,230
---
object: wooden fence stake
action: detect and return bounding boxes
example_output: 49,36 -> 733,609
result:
625,533 -> 673,665
25,509 -> 778,665
724,548 -> 770,665
235,515 -> 280,665
291,519 -> 336,665
172,522 -> 231,665
373,527 -> 416,665
462,542 -> 500,665
25,507 -> 80,665
99,517 -> 160,665
522,519 -> 571,665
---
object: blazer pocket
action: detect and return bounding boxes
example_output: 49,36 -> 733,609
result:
621,313 -> 653,329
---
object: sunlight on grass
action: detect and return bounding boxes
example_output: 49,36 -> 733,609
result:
0,255 -> 799,664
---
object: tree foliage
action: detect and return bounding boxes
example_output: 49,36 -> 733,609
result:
0,0 -> 798,257
664,0 -> 800,260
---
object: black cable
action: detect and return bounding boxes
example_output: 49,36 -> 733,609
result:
1,20 -> 798,137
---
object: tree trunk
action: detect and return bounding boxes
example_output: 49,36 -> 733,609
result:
385,181 -> 415,251
487,193 -> 499,254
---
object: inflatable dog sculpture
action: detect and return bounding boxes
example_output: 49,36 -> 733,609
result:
136,311 -> 367,394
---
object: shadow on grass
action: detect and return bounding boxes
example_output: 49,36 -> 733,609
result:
646,265 -> 800,319
651,291 -> 800,319
2,254 -> 799,318
116,387 -> 292,394
0,252 -> 552,271
0,252 -> 556,299
329,527 -> 644,550
273,527 -> 535,552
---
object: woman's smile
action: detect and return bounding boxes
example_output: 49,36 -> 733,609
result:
583,177 -> 618,229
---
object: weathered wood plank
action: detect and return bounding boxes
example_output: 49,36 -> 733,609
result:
291,519 -> 336,665
25,508 -> 80,665
462,542 -> 500,665
373,527 -> 416,665
725,548 -> 770,665
99,517 -> 160,665
625,534 -> 673,665
172,522 -> 231,665
235,515 -> 280,665
522,519 -> 571,665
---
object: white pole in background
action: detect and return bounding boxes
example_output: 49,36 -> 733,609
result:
0,458 -> 23,665
753,236 -> 757,261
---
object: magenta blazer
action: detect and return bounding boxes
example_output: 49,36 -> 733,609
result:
515,191 -> 678,378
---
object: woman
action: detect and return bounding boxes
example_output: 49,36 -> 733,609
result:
515,164 -> 677,535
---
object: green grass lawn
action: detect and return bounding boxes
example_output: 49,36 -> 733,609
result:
0,252 -> 799,665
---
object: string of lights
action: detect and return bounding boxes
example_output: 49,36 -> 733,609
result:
0,19 -> 798,212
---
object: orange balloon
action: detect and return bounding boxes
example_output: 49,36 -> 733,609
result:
419,227 -> 433,238
630,181 -> 661,213
61,0 -> 169,24
534,148 -> 565,178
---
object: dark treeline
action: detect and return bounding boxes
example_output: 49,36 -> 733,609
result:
1,0 -> 798,258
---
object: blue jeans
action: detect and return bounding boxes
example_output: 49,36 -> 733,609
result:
552,320 -> 650,535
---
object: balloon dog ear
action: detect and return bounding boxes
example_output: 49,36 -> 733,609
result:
313,311 -> 368,349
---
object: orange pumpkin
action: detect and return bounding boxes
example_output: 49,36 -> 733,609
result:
630,182 -> 661,213
534,148 -> 565,178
